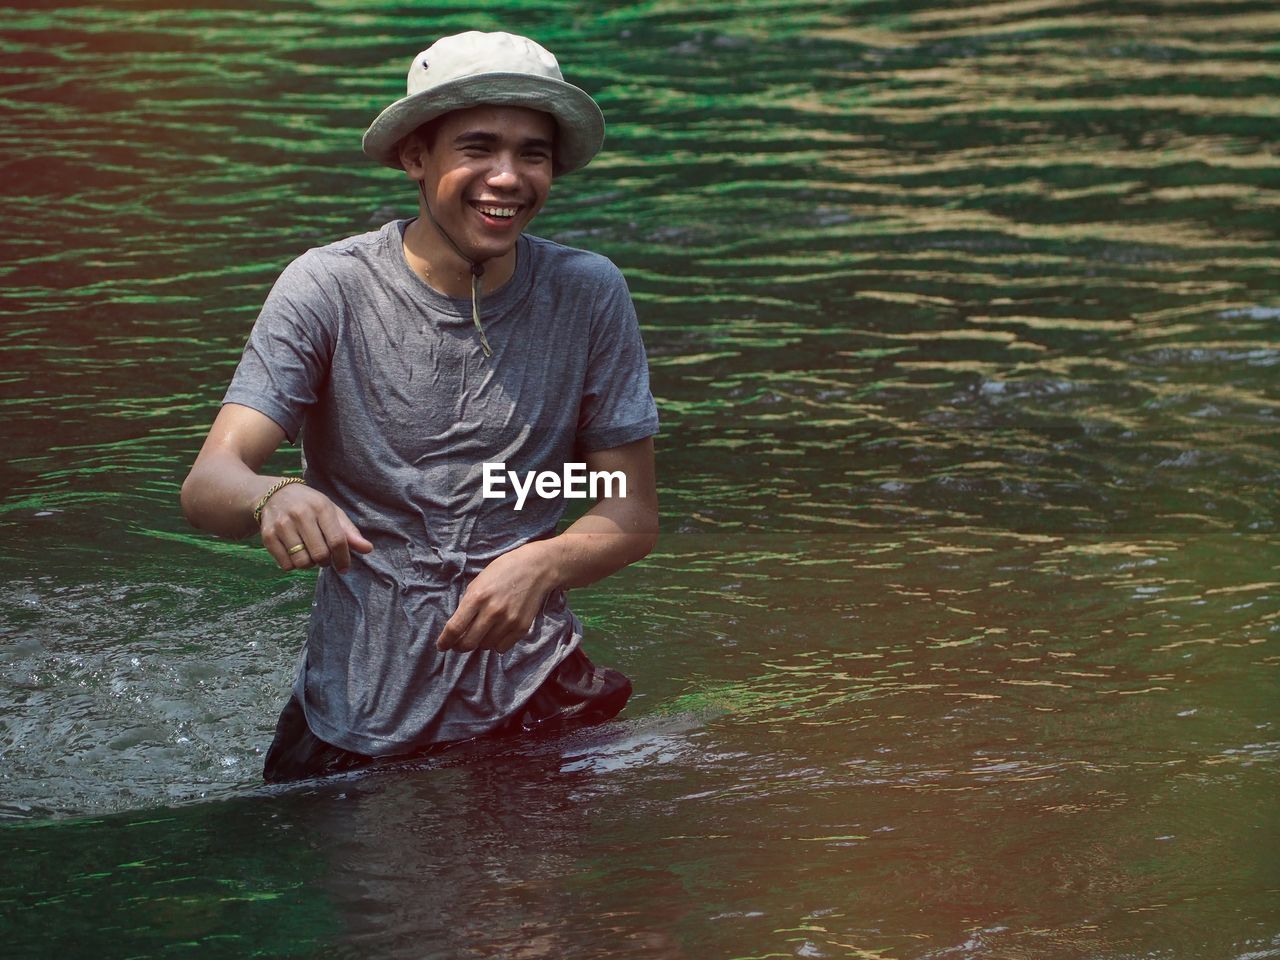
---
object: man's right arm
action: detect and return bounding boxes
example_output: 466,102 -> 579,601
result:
180,402 -> 371,573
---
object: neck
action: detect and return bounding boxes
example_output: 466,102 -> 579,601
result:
401,186 -> 518,298
401,216 -> 519,298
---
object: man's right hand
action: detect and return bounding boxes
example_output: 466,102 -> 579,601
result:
182,403 -> 373,574
258,482 -> 373,573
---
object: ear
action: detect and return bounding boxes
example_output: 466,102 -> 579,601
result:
397,132 -> 427,178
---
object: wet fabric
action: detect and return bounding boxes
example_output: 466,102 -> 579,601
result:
224,219 -> 658,756
263,646 -> 633,783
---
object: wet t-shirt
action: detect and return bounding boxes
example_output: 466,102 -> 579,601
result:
224,220 -> 659,755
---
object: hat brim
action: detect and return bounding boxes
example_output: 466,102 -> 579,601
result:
362,73 -> 605,176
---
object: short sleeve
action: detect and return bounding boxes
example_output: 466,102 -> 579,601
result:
576,263 -> 660,453
222,252 -> 338,443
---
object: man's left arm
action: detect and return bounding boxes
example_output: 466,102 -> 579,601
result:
436,436 -> 658,653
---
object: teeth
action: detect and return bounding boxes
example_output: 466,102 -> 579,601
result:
476,204 -> 518,218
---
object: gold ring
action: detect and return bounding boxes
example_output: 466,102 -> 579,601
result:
287,543 -> 306,556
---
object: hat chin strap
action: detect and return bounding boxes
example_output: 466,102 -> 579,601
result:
418,180 -> 494,358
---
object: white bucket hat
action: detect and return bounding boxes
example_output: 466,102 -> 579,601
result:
362,31 -> 605,176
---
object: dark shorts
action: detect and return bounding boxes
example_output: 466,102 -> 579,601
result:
262,646 -> 632,784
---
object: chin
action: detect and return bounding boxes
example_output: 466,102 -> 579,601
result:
474,238 -> 520,262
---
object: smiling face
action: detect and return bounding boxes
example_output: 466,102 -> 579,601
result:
403,104 -> 556,269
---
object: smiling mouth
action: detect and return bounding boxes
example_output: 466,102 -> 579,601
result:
470,201 -> 521,221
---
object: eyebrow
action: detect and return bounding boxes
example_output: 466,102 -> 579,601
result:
453,130 -> 553,151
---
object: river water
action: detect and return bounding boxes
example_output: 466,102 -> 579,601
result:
1,1 -> 1277,957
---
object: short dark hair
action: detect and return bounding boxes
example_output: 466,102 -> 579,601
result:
406,115 -> 445,153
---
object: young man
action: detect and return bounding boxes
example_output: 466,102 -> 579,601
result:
181,32 -> 659,783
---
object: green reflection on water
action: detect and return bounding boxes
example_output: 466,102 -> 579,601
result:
0,799 -> 340,958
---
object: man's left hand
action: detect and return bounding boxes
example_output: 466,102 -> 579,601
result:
435,542 -> 558,654
435,438 -> 657,655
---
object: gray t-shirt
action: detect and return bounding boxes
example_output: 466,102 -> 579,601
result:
224,219 -> 659,755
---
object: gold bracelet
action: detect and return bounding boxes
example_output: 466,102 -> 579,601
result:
252,477 -> 305,525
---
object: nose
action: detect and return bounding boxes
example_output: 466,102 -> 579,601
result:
485,156 -> 519,191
